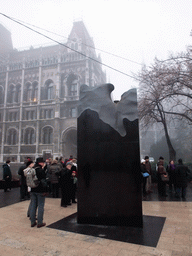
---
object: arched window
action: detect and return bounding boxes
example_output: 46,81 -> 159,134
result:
24,82 -> 32,102
42,126 -> 53,144
32,81 -> 38,102
47,84 -> 53,100
15,84 -> 21,103
24,128 -> 35,144
45,80 -> 54,100
27,84 -> 32,101
7,129 -> 17,145
8,84 -> 15,103
67,74 -> 78,96
0,86 -> 4,104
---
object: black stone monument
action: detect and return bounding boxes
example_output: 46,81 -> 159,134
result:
77,83 -> 143,227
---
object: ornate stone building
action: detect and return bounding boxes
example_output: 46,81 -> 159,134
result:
0,21 -> 106,162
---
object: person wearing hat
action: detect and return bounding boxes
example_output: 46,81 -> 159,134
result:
30,157 -> 47,228
59,161 -> 73,207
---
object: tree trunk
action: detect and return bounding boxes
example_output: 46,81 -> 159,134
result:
162,121 -> 176,161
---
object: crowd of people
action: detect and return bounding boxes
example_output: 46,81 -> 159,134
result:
2,154 -> 191,228
141,156 -> 190,199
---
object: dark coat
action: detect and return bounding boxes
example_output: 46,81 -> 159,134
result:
59,167 -> 72,184
175,163 -> 190,188
145,161 -> 152,175
141,163 -> 147,173
3,164 -> 12,180
157,161 -> 166,182
48,163 -> 60,184
18,164 -> 27,185
31,163 -> 47,193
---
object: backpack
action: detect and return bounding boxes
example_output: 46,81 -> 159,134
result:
23,167 -> 40,188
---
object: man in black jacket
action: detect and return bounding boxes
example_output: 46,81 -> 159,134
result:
60,162 -> 73,207
175,158 -> 190,199
30,157 -> 47,228
3,159 -> 12,192
18,159 -> 30,201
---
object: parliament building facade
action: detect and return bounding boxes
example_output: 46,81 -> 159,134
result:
0,21 -> 106,162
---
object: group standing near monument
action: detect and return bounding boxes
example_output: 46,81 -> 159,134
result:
1,153 -> 191,229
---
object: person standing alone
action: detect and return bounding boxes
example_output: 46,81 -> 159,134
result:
3,159 -> 12,192
175,158 -> 190,199
30,157 -> 47,228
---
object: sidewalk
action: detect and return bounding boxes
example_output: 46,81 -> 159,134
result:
0,187 -> 192,255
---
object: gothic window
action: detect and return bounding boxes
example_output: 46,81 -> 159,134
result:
47,84 -> 53,100
8,84 -> 15,103
0,86 -> 4,104
24,128 -> 35,144
32,81 -> 38,102
70,82 -> 77,96
24,82 -> 32,102
27,84 -> 33,101
42,126 -> 53,144
7,129 -> 17,145
67,74 -> 78,96
45,79 -> 54,100
15,84 -> 21,103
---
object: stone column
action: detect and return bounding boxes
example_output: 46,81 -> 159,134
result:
17,61 -> 25,162
0,66 -> 9,162
35,61 -> 42,158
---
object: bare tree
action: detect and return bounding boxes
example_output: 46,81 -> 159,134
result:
138,51 -> 192,161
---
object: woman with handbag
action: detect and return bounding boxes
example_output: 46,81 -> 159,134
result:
157,159 -> 168,197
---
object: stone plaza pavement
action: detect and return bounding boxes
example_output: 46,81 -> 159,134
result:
1,188 -> 192,256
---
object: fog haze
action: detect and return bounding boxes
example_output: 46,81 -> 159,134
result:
1,0 -> 192,100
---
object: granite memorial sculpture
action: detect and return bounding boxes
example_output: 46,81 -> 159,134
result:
77,83 -> 143,227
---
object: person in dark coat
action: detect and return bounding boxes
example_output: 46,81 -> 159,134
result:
48,159 -> 60,198
59,162 -> 73,207
18,160 -> 30,200
175,158 -> 190,199
167,160 -> 176,193
157,159 -> 168,197
71,159 -> 78,203
3,159 -> 12,192
30,157 -> 47,228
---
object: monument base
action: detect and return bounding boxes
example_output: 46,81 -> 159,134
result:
77,216 -> 143,227
48,213 -> 165,248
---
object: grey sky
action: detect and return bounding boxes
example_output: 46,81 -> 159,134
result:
1,0 -> 192,100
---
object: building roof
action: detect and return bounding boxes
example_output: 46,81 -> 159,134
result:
68,21 -> 95,49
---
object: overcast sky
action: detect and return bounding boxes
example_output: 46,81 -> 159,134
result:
1,0 -> 192,100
